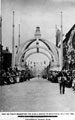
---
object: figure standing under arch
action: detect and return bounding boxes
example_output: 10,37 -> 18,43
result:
58,71 -> 67,94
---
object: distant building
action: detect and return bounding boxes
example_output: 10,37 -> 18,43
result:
1,47 -> 12,70
63,24 -> 75,70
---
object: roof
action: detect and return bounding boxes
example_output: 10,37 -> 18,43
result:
63,24 -> 75,43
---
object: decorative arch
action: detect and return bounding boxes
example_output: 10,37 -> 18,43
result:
20,45 -> 56,64
20,51 -> 52,67
15,38 -> 59,68
17,38 -> 58,59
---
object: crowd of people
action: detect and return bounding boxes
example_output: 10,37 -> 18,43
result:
0,67 -> 75,94
42,70 -> 75,93
0,67 -> 33,85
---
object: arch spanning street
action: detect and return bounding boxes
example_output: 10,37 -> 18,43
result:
20,46 -> 56,64
24,51 -> 51,63
15,39 -> 59,69
20,51 -> 52,68
15,27 -> 61,70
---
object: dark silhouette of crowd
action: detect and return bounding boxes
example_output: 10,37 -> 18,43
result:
0,67 -> 75,93
42,69 -> 75,93
0,67 -> 34,86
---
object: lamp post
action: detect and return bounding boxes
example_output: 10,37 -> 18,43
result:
0,16 -> 2,71
60,11 -> 63,70
0,0 -> 2,71
18,24 -> 20,48
12,11 -> 15,68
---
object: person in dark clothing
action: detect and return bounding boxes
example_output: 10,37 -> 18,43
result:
4,71 -> 11,85
61,76 -> 66,94
58,71 -> 66,94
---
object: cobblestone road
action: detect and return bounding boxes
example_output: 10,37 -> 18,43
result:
0,77 -> 75,112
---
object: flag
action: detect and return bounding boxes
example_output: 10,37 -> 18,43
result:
56,27 -> 61,48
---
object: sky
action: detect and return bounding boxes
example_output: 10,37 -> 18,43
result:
1,0 -> 75,62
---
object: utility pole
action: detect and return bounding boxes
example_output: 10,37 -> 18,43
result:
12,11 -> 15,68
18,24 -> 20,47
60,11 -> 63,70
0,0 -> 2,84
0,0 -> 2,71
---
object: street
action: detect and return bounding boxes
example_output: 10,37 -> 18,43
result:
0,77 -> 75,112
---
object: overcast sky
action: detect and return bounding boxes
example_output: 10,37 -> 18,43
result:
1,0 -> 75,62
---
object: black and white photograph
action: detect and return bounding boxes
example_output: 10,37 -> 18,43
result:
0,112 -> 75,120
0,0 -> 75,112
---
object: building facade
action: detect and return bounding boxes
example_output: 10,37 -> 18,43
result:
63,24 -> 75,70
0,47 -> 12,71
2,47 -> 12,70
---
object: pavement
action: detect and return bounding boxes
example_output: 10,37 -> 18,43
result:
0,77 -> 75,112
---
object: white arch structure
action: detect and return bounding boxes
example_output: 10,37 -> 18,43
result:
20,51 -> 52,67
20,45 -> 57,63
15,38 -> 59,68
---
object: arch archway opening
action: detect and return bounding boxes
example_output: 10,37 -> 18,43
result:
25,53 -> 51,77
